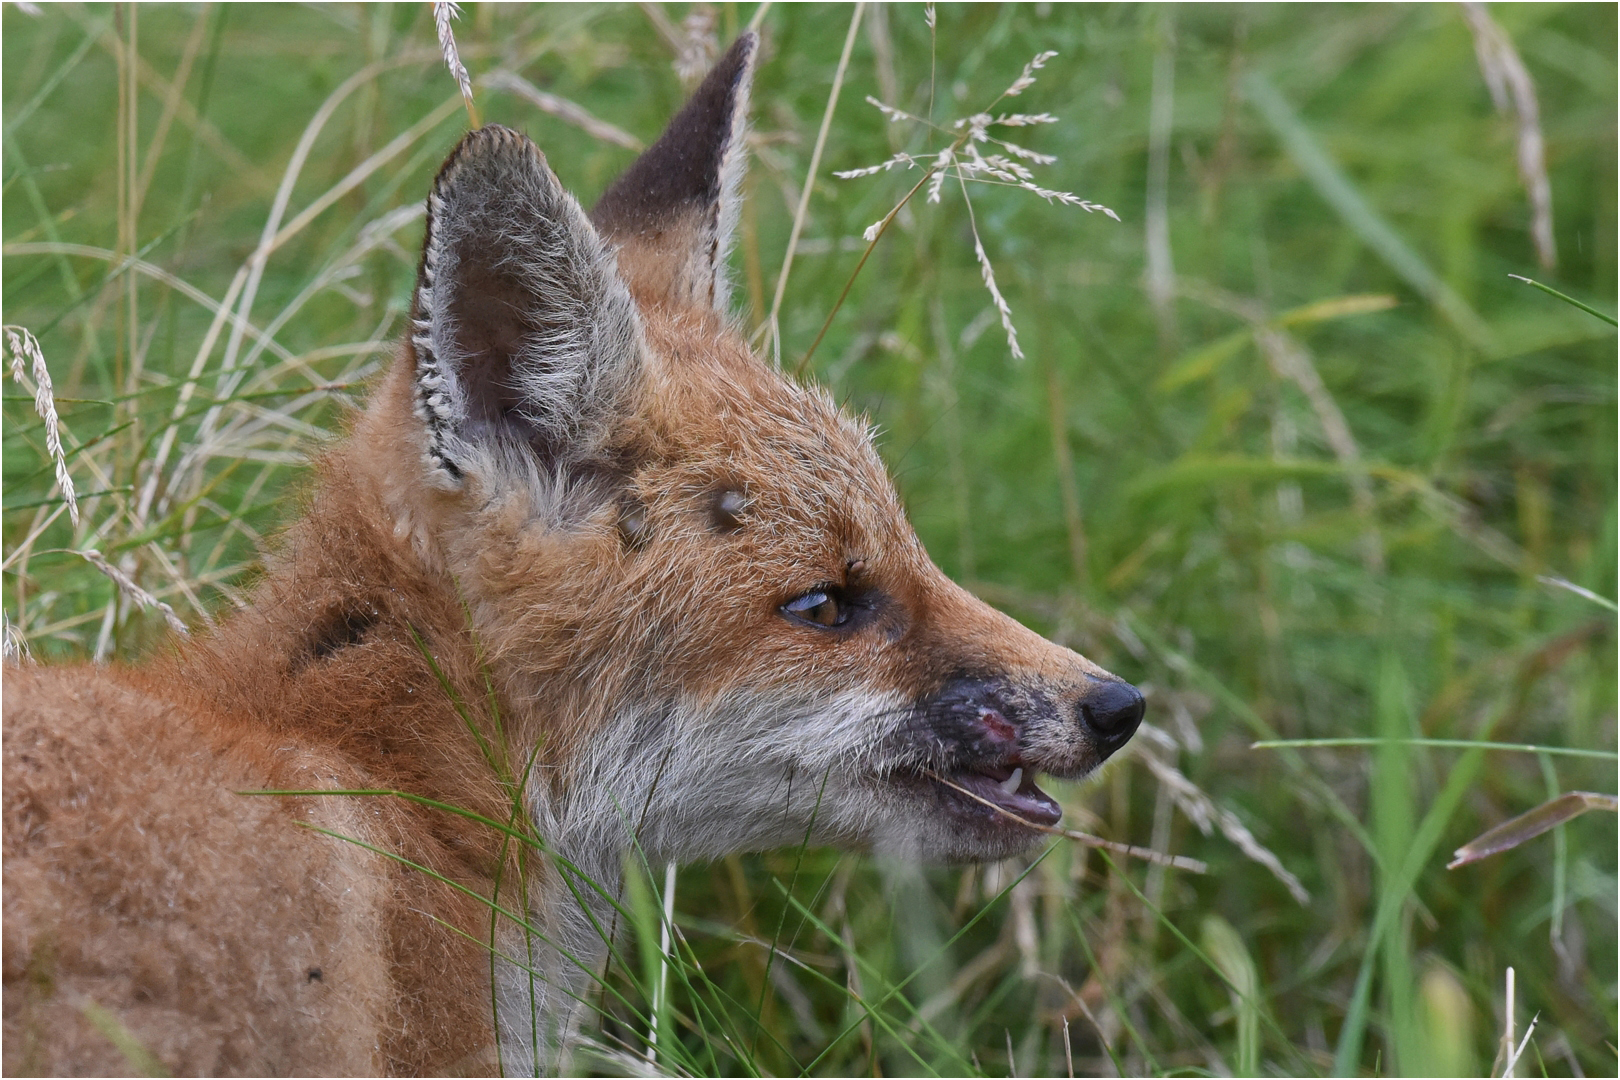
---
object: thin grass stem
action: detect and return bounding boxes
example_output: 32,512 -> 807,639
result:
1253,737 -> 1615,760
1507,273 -> 1618,326
762,2 -> 864,361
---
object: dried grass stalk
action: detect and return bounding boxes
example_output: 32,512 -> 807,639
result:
1137,749 -> 1311,904
925,769 -> 1207,872
5,325 -> 79,528
1449,791 -> 1618,869
80,549 -> 189,637
484,72 -> 644,150
1460,3 -> 1555,268
433,0 -> 477,124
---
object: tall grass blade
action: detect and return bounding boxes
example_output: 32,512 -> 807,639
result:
78,1001 -> 169,1077
1254,737 -> 1615,760
1507,274 -> 1618,326
1200,914 -> 1260,1076
763,3 -> 864,361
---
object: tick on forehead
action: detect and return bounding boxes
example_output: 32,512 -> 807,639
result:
710,488 -> 746,533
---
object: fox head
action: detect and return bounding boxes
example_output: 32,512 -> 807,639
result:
367,34 -> 1143,868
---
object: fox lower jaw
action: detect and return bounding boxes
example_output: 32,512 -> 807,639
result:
534,682 -> 1116,874
492,685 -> 1109,1073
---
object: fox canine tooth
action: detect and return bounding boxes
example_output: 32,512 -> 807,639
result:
998,767 -> 1023,796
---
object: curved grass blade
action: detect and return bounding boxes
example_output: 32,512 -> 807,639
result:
1507,274 -> 1617,326
1253,737 -> 1615,761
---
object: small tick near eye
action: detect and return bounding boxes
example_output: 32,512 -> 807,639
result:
711,489 -> 747,532
782,589 -> 848,628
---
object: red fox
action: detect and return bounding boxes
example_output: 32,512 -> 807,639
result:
2,34 -> 1142,1075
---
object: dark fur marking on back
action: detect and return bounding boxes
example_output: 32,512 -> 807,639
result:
295,607 -> 379,670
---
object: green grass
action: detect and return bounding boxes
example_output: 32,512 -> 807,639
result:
4,3 -> 1615,1076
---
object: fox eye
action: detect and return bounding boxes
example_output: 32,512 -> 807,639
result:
782,590 -> 847,628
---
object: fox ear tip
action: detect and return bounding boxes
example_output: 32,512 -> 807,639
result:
589,32 -> 758,313
433,125 -> 551,195
709,31 -> 759,105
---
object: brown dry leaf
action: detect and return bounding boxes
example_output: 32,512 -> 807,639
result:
1448,791 -> 1618,869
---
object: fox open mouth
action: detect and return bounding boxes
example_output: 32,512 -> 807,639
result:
924,762 -> 1063,828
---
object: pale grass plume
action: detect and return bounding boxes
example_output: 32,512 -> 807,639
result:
3,612 -> 31,665
673,3 -> 720,88
970,227 -> 1021,361
837,48 -> 1117,361
1135,738 -> 1311,904
865,96 -> 925,125
433,1 -> 477,123
1005,50 -> 1057,97
1460,3 -> 1555,268
80,549 -> 189,637
834,156 -> 904,180
926,145 -> 952,203
5,325 -> 78,528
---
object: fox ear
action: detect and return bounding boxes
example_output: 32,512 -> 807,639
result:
591,32 -> 757,315
411,125 -> 643,488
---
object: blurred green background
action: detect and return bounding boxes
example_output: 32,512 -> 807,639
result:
4,3 -> 1614,1076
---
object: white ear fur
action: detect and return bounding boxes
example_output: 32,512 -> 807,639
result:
411,126 -> 644,489
707,38 -> 755,314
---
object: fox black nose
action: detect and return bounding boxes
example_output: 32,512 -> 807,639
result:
1079,679 -> 1144,758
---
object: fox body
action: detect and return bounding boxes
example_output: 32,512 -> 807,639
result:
2,36 -> 1143,1076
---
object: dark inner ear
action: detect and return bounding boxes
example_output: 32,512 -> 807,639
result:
413,126 -> 644,487
446,261 -> 539,444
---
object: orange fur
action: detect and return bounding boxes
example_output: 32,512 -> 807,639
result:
3,35 -> 1144,1076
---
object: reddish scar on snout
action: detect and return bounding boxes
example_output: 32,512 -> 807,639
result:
978,706 -> 1017,742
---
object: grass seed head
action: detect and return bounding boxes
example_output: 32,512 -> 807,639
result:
5,325 -> 78,528
79,549 -> 188,637
432,1 -> 476,122
837,51 -> 1117,361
